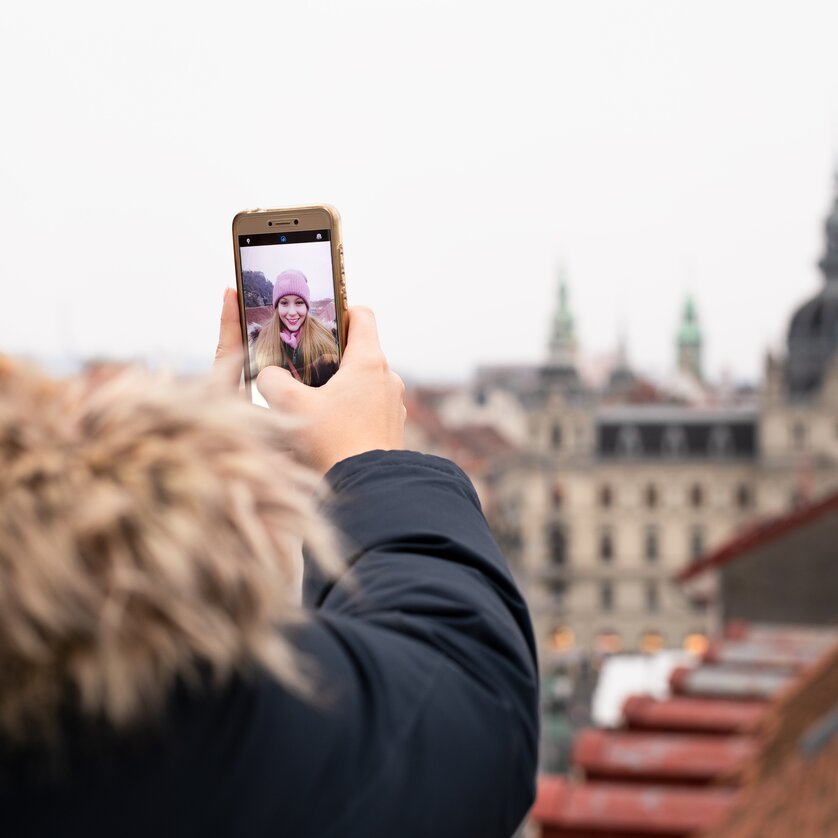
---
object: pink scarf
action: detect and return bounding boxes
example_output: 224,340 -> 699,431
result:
280,327 -> 302,350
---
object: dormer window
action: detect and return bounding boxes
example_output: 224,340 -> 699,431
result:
617,425 -> 642,456
663,426 -> 687,456
708,425 -> 733,456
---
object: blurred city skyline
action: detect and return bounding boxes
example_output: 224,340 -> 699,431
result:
2,1 -> 838,384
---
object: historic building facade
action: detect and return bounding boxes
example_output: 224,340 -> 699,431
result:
432,175 -> 838,662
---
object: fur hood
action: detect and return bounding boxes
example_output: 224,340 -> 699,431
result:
0,358 -> 340,741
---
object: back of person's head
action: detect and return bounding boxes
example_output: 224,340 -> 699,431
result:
0,358 -> 337,742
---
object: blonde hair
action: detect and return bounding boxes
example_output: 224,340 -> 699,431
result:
251,309 -> 338,385
0,357 -> 341,741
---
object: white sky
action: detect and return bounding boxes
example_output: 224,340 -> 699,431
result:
2,0 -> 837,383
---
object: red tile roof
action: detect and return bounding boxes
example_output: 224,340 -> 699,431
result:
533,777 -> 737,838
573,729 -> 756,784
698,643 -> 838,836
668,664 -> 795,701
622,696 -> 766,736
531,624 -> 838,838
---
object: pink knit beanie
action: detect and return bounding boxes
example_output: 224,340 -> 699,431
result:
273,270 -> 311,309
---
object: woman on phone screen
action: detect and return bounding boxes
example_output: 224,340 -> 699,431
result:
250,269 -> 338,386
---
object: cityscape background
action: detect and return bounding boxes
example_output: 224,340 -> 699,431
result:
4,2 -> 838,835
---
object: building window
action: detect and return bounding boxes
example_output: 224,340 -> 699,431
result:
736,483 -> 752,509
645,581 -> 660,613
551,423 -> 562,450
600,581 -> 614,612
663,426 -> 687,456
641,631 -> 664,653
708,425 -> 733,456
684,633 -> 709,655
645,528 -> 659,562
551,483 -> 564,510
599,484 -> 613,508
574,425 -> 585,451
599,530 -> 614,562
549,626 -> 575,652
690,484 -> 704,508
791,421 -> 806,450
546,579 -> 566,601
690,527 -> 705,560
548,524 -> 567,565
617,425 -> 643,456
645,484 -> 658,509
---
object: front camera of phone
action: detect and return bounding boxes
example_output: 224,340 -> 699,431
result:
268,221 -> 273,226
294,219 -> 299,225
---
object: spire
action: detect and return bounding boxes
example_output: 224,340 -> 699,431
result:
548,268 -> 577,368
677,295 -> 703,379
818,165 -> 838,282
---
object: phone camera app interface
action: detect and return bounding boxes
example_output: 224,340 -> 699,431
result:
239,229 -> 338,398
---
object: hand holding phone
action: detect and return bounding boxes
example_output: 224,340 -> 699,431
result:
257,307 -> 406,474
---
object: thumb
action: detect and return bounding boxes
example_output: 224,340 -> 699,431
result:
213,288 -> 244,387
256,364 -> 310,411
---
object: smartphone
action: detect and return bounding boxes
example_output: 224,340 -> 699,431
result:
232,205 -> 348,405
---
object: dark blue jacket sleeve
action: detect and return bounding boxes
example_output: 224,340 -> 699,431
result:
292,450 -> 539,837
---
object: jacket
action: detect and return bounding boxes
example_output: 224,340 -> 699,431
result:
1,451 -> 539,837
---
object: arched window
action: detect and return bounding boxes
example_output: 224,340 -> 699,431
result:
641,631 -> 664,653
548,626 -> 575,652
791,421 -> 807,450
599,582 -> 614,612
599,529 -> 614,562
645,581 -> 660,613
595,629 -> 622,654
683,633 -> 709,655
547,524 -> 567,565
690,526 -> 705,560
645,528 -> 659,562
736,483 -> 752,509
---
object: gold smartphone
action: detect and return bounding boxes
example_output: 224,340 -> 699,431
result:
232,205 -> 348,405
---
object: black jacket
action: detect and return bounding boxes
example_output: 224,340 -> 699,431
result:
2,451 -> 539,837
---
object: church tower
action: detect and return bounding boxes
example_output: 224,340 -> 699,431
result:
548,274 -> 577,369
542,269 -> 582,393
786,172 -> 838,396
677,295 -> 703,380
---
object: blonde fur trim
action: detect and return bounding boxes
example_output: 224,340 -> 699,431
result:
0,357 -> 341,740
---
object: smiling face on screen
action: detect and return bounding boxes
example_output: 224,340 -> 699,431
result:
277,296 -> 308,332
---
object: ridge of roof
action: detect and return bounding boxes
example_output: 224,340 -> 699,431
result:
676,490 -> 838,583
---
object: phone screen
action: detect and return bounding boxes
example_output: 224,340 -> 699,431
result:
238,229 -> 340,405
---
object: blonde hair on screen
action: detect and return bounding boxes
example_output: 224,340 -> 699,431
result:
251,310 -> 337,384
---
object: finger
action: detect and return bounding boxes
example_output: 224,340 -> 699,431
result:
213,288 -> 244,387
256,364 -> 309,410
340,307 -> 385,366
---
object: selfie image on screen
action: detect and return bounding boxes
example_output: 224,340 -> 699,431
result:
240,230 -> 339,394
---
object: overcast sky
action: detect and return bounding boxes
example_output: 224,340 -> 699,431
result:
2,0 -> 837,384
